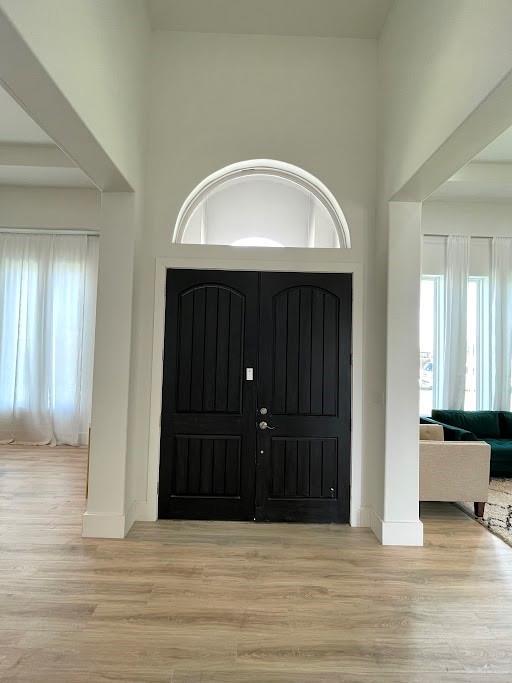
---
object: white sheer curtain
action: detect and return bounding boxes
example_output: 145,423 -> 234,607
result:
0,232 -> 98,446
491,237 -> 512,410
438,234 -> 470,409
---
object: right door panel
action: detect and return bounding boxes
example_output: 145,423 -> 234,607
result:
256,272 -> 352,522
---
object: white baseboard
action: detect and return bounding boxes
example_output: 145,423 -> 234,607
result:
351,505 -> 371,527
135,500 -> 157,522
369,507 -> 423,546
82,510 -> 126,538
82,500 -> 149,538
124,500 -> 138,535
133,502 -> 382,535
83,501 -> 422,545
132,502 -> 373,527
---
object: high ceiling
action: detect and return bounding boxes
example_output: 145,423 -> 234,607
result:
0,86 -> 52,145
147,0 -> 392,38
428,166 -> 512,202
428,124 -> 512,202
474,126 -> 512,163
0,86 -> 95,189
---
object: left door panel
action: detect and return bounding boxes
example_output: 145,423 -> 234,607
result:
159,269 -> 258,520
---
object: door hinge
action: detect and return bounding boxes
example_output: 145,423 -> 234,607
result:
157,482 -> 159,495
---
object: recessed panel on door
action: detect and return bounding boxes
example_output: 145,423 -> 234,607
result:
269,437 -> 338,499
176,285 -> 244,414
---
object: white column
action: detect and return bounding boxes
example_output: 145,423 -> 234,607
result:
82,192 -> 136,538
376,201 -> 423,546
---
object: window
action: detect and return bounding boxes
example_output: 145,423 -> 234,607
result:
231,236 -> 284,248
419,274 -> 490,414
0,233 -> 98,446
173,160 -> 351,249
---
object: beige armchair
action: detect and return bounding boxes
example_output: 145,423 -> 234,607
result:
419,423 -> 490,517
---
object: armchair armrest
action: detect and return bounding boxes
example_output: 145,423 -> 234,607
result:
420,441 -> 490,502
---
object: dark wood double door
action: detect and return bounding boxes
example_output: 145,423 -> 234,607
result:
159,269 -> 352,523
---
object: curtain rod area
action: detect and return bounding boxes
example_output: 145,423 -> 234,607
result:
423,233 -> 491,240
0,228 -> 99,236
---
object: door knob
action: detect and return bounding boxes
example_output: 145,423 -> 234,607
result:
259,407 -> 268,415
259,421 -> 276,431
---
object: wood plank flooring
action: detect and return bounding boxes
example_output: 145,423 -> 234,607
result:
1,445 -> 512,681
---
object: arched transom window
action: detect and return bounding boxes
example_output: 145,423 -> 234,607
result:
173,160 -> 350,249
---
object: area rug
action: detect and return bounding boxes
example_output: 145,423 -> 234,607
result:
458,478 -> 512,548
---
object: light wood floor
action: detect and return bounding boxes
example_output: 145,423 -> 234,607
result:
1,446 -> 512,682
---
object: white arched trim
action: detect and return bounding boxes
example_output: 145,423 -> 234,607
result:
172,159 -> 351,248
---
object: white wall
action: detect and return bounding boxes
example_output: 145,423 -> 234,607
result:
148,31 -> 376,219
422,200 -> 512,276
127,31 -> 378,525
422,235 -> 492,279
0,187 -> 100,230
423,201 -> 512,238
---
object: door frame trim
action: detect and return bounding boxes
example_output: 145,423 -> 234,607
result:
143,244 -> 364,527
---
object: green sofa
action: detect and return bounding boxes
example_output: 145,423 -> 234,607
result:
425,410 -> 512,478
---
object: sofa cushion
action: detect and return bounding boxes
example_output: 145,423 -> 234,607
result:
431,410 -> 501,438
499,412 -> 512,438
484,438 -> 512,477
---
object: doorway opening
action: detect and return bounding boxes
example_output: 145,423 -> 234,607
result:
0,230 -> 98,447
158,268 -> 352,523
0,230 -> 98,543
